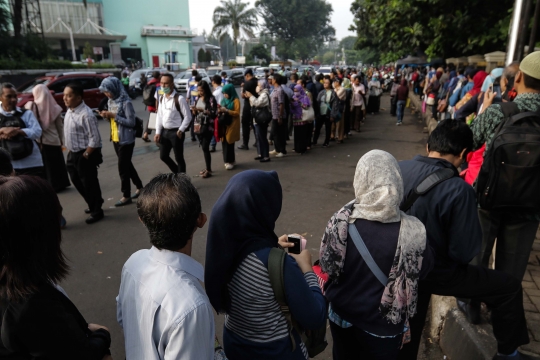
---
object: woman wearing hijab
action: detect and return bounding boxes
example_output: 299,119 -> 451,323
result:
205,170 -> 327,360
218,84 -> 240,170
481,68 -> 504,93
331,78 -> 347,143
320,150 -> 434,359
454,71 -> 489,121
245,79 -> 271,163
367,74 -> 382,114
396,79 -> 409,126
291,85 -> 311,154
24,84 -> 70,192
99,77 -> 143,207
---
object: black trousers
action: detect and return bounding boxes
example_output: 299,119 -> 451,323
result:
330,321 -> 402,360
222,138 -> 235,164
293,123 -> 308,154
271,119 -> 288,154
305,122 -> 314,147
159,129 -> 186,173
41,144 -> 70,192
198,132 -> 213,171
475,209 -> 540,281
113,142 -> 143,198
398,265 -> 528,359
254,123 -> 269,158
241,105 -> 252,146
313,115 -> 331,145
66,149 -> 104,217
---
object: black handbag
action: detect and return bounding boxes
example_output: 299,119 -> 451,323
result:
252,94 -> 272,126
218,112 -> 232,127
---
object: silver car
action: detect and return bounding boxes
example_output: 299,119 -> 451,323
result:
174,69 -> 211,92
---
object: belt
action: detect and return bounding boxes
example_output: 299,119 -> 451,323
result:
164,127 -> 180,131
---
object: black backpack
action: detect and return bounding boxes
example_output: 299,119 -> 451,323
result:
142,84 -> 157,106
0,110 -> 34,160
476,102 -> 540,212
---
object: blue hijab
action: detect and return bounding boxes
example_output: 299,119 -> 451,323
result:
99,76 -> 131,117
481,68 -> 504,92
205,170 -> 282,313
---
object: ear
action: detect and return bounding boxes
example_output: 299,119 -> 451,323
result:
426,143 -> 430,155
460,148 -> 468,160
197,213 -> 207,229
515,71 -> 523,85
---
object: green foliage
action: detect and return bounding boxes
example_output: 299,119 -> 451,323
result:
339,36 -> 358,50
350,0 -> 513,60
212,0 -> 258,57
0,59 -> 115,70
249,44 -> 271,63
82,42 -> 94,61
227,60 -> 238,67
322,51 -> 335,65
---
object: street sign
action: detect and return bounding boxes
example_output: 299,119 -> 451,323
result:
236,56 -> 246,64
93,47 -> 103,55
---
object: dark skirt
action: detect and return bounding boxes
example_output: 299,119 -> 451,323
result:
293,123 -> 309,154
367,95 -> 381,113
42,144 -> 70,192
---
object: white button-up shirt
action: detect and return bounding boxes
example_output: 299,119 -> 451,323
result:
155,91 -> 192,135
63,101 -> 102,152
117,246 -> 215,360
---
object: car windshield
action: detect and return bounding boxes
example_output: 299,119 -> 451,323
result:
207,69 -> 220,76
19,78 -> 51,94
319,68 -> 331,73
130,70 -> 146,80
176,72 -> 192,80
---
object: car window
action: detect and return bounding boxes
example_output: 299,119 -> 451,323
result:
48,79 -> 73,94
75,77 -> 99,90
19,78 -> 52,94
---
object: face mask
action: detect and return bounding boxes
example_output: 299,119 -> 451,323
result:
162,87 -> 171,94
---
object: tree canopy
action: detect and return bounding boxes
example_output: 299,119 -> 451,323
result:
350,0 -> 513,61
249,44 -> 271,63
212,0 -> 258,57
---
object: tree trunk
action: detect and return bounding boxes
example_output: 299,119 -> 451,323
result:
12,0 -> 23,39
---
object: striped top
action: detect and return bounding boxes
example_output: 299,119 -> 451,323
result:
223,249 -> 325,360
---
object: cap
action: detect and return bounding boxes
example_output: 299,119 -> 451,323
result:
520,51 -> 540,80
244,69 -> 253,76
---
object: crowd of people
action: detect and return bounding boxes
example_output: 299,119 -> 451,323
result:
1,50 -> 540,360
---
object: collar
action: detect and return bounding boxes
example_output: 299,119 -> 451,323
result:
149,246 -> 204,282
413,155 -> 459,175
68,101 -> 87,114
0,103 -> 22,116
163,90 -> 177,99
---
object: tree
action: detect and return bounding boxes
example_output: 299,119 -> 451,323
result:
322,51 -> 335,65
249,44 -> 271,63
82,42 -> 94,60
198,48 -> 206,63
205,49 -> 213,62
339,36 -> 358,50
212,0 -> 258,58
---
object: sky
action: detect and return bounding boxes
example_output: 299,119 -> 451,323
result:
188,0 -> 356,41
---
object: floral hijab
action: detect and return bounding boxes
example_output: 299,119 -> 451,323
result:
319,150 -> 427,324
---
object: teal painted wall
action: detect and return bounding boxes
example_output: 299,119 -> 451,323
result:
101,0 -> 192,66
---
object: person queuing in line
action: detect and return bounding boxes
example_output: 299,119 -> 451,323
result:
313,77 -> 340,148
367,74 -> 382,114
396,79 -> 409,126
245,79 -> 272,163
63,82 -> 104,225
331,78 -> 346,144
0,175 -> 112,359
154,74 -> 192,174
397,120 -> 530,360
142,71 -> 161,142
291,84 -> 311,155
221,71 -> 229,86
212,75 -> 224,104
117,173 -> 214,360
280,75 -> 294,139
205,170 -> 327,360
321,150 -> 433,359
218,84 -> 241,170
0,83 -> 43,177
351,75 -> 365,132
238,69 -> 258,151
268,74 -> 288,158
187,71 -> 201,142
191,81 -> 218,179
390,75 -> 401,117
23,84 -> 70,191
99,77 -> 143,207
297,78 -> 315,150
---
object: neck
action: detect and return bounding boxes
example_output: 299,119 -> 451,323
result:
177,239 -> 193,256
428,151 -> 460,168
69,101 -> 82,110
1,103 -> 12,112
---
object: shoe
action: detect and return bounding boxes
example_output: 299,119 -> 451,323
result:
131,189 -> 142,199
322,144 -> 329,148
260,158 -> 271,163
237,144 -> 249,150
191,137 -> 197,142
396,122 -> 402,126
225,163 -> 234,170
456,300 -> 481,325
60,216 -> 67,229
84,208 -> 91,214
115,198 -> 133,207
276,152 -> 287,158
142,137 -> 151,143
253,142 -> 258,147
254,156 -> 263,160
492,351 -> 537,359
269,150 -> 278,155
210,147 -> 216,153
201,170 -> 212,178
85,212 -> 104,224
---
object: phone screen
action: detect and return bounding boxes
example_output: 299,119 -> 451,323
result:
287,236 -> 301,254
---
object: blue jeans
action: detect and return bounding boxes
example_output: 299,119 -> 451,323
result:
210,135 -> 216,148
396,100 -> 406,123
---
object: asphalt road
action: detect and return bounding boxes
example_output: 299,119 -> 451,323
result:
56,92 -> 433,359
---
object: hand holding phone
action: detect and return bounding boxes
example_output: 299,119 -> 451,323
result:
286,234 -> 306,254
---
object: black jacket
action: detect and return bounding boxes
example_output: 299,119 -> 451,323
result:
0,283 -> 111,359
317,89 -> 341,120
399,156 -> 482,281
242,78 -> 258,115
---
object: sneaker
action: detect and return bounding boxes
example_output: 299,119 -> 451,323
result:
225,163 -> 234,170
322,144 -> 329,148
396,122 -> 402,126
269,150 -> 278,156
237,144 -> 249,150
276,152 -> 287,158
260,158 -> 271,163
492,351 -> 537,360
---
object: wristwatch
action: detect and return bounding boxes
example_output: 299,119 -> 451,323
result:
84,152 -> 89,157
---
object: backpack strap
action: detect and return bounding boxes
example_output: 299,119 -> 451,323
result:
348,224 -> 387,286
268,248 -> 297,353
400,168 -> 455,212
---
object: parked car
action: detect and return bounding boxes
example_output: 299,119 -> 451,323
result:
17,72 -> 112,112
255,67 -> 269,79
207,66 -> 223,78
316,66 -> 334,76
221,68 -> 245,86
129,68 -> 171,91
174,69 -> 210,92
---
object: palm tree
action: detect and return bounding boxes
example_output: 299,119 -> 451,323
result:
212,0 -> 258,58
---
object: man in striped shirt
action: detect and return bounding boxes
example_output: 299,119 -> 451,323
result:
63,82 -> 104,224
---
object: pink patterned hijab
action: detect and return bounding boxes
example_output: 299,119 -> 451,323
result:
319,150 -> 427,324
26,84 -> 62,130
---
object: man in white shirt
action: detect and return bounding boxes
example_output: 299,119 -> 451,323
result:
154,74 -> 191,173
212,75 -> 224,104
117,173 -> 214,360
351,75 -> 366,132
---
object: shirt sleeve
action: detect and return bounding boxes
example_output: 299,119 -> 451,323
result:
83,111 -> 101,148
469,104 -> 503,150
114,102 -> 136,128
178,96 -> 193,133
156,99 -> 164,135
283,255 -> 327,331
21,110 -> 42,140
163,303 -> 215,360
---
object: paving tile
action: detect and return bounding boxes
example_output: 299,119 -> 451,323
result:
525,302 -> 539,312
521,341 -> 540,355
524,270 -> 534,282
523,281 -> 538,289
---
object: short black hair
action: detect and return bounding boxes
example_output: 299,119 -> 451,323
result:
315,74 -> 322,82
278,73 -> 288,85
0,148 -> 13,176
0,176 -> 68,302
272,73 -> 282,85
221,71 -> 227,77
323,75 -> 331,80
290,73 -> 299,82
152,71 -> 161,79
298,78 -> 306,87
523,72 -> 540,91
192,70 -> 199,77
212,74 -> 222,86
161,73 -> 174,83
195,75 -> 203,82
1,83 -> 15,92
333,77 -> 342,84
65,82 -> 84,98
137,173 -> 201,251
428,119 -> 474,157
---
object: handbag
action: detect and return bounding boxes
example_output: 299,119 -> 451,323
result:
252,95 -> 272,126
194,112 -> 211,136
301,106 -> 315,122
218,112 -> 232,128
426,93 -> 436,106
148,112 -> 157,130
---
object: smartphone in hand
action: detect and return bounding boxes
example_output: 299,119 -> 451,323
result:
287,235 -> 302,254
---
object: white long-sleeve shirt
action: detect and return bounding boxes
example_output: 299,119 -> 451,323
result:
117,246 -> 215,360
155,91 -> 192,135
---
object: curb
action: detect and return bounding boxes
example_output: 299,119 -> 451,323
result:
408,93 -> 438,134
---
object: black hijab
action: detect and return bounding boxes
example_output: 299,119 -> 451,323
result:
205,170 -> 282,313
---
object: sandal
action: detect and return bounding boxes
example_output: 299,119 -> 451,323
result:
200,169 -> 207,175
202,170 -> 212,178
